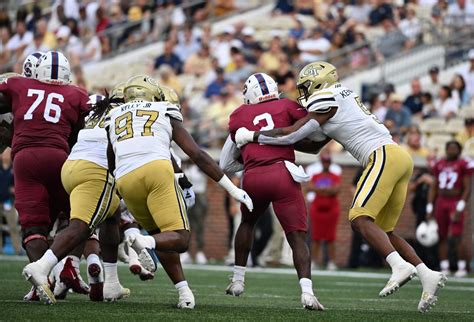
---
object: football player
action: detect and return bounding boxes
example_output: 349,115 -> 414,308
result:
221,73 -> 326,310
0,51 -> 90,303
235,62 -> 447,313
104,75 -> 253,309
427,140 -> 473,277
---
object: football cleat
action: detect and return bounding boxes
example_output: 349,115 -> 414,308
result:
225,280 -> 245,296
88,263 -> 104,302
379,263 -> 416,297
60,257 -> 90,295
126,234 -> 158,273
117,242 -> 129,264
177,287 -> 195,309
454,269 -> 467,278
301,292 -> 325,311
22,262 -> 56,304
103,282 -> 130,302
23,286 -> 39,301
418,271 -> 447,313
128,246 -> 155,280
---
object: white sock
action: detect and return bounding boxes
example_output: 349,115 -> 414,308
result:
175,280 -> 189,290
37,249 -> 59,272
299,278 -> 314,295
124,227 -> 141,240
385,251 -> 406,269
457,260 -> 466,271
232,265 -> 246,282
103,262 -> 119,284
416,263 -> 431,278
86,254 -> 103,283
440,259 -> 449,270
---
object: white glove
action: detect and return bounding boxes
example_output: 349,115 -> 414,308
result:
235,127 -> 254,148
218,175 -> 253,212
183,187 -> 196,208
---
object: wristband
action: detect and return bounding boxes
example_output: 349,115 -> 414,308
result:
456,200 -> 466,212
426,203 -> 433,214
218,175 -> 238,195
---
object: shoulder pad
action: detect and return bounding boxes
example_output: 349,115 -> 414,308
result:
165,103 -> 183,122
305,90 -> 338,113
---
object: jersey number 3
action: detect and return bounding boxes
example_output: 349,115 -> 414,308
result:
253,113 -> 274,131
24,89 -> 63,123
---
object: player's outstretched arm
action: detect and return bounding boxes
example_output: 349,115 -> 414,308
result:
171,119 -> 253,211
219,135 -> 244,175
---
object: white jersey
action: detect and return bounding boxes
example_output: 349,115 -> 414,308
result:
68,110 -> 108,168
105,100 -> 183,179
305,83 -> 394,167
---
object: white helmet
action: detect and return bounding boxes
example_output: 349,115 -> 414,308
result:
35,51 -> 72,85
88,94 -> 105,105
22,52 -> 44,78
243,73 -> 279,104
416,220 -> 439,247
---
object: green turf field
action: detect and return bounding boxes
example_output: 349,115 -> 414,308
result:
0,259 -> 472,321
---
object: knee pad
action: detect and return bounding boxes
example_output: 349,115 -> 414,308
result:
22,226 -> 49,247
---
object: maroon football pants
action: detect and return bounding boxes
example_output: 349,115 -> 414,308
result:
241,162 -> 307,234
13,147 -> 70,231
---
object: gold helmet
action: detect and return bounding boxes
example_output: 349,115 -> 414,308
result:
160,85 -> 180,107
123,75 -> 164,103
0,72 -> 21,84
111,81 -> 126,100
296,62 -> 339,105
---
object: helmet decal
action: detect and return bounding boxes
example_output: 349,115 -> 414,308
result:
254,73 -> 269,95
51,51 -> 59,80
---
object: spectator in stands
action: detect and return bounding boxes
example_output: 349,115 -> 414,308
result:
0,148 -> 21,255
22,30 -> 50,58
369,0 -> 393,26
227,52 -> 254,84
404,78 -> 424,117
347,0 -> 372,24
175,27 -> 200,62
434,85 -> 458,119
258,36 -> 284,73
375,18 -> 412,60
6,20 -> 33,57
156,64 -> 182,95
424,65 -> 441,99
306,151 -> 341,271
456,117 -> 474,145
80,27 -> 102,63
95,7 -> 110,34
154,40 -> 183,73
350,32 -> 371,69
289,17 -> 305,39
421,92 -> 437,118
446,0 -> 474,25
274,0 -> 294,14
0,27 -> 10,68
369,94 -> 388,123
450,74 -> 470,108
212,27 -> 236,68
205,67 -> 228,99
184,43 -> 213,76
459,49 -> 474,100
385,93 -> 412,135
298,27 -> 331,63
399,4 -> 422,43
35,18 -> 56,50
403,125 -> 430,158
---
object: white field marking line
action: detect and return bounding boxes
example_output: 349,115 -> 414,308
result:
2,255 -> 474,283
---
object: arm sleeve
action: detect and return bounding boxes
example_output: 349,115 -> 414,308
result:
258,119 -> 321,145
219,135 -> 244,174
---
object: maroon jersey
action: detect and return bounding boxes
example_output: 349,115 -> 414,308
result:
0,76 -> 89,157
229,98 -> 307,170
432,158 -> 472,195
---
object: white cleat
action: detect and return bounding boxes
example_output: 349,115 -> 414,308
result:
117,242 -> 129,264
103,281 -> 130,302
379,263 -> 417,297
225,280 -> 245,296
22,262 -> 56,305
454,269 -> 467,278
418,271 -> 447,313
301,292 -> 325,311
126,234 -> 158,273
23,286 -> 39,301
177,287 -> 195,309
